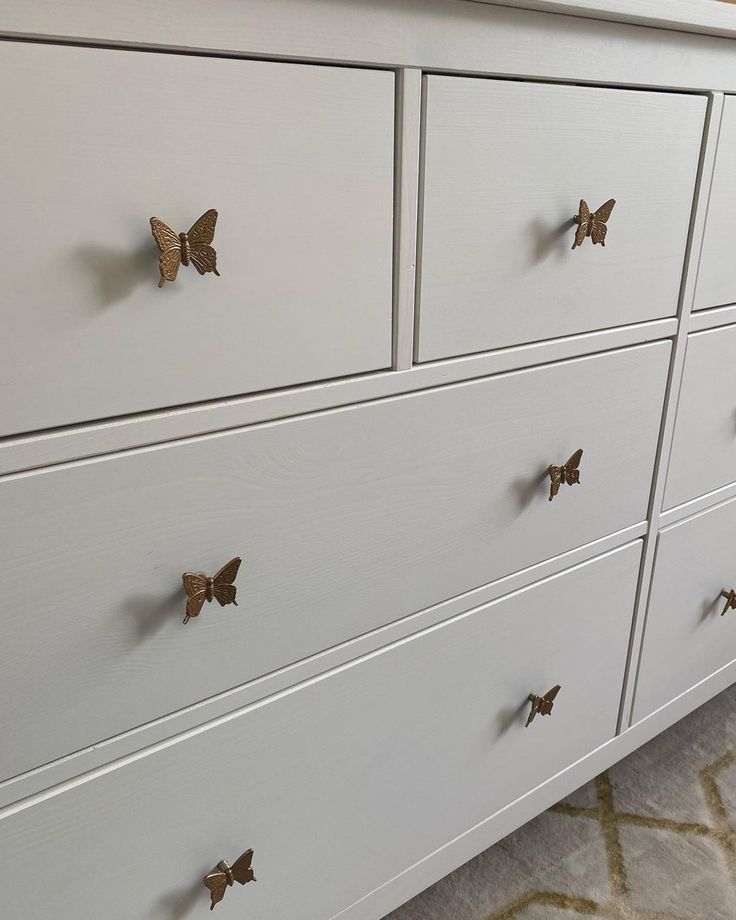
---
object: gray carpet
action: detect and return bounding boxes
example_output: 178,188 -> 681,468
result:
385,685 -> 736,919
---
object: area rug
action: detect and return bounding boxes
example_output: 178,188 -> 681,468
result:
385,684 -> 736,920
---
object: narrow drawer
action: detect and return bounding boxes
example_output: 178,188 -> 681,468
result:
0,42 -> 394,435
694,96 -> 736,310
417,76 -> 705,361
664,325 -> 736,510
0,342 -> 667,781
0,543 -> 641,920
634,498 -> 736,721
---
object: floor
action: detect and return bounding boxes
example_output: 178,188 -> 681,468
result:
385,684 -> 736,920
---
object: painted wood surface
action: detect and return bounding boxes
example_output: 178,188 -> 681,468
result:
0,41 -> 394,435
634,497 -> 736,721
694,95 -> 736,310
0,343 -> 668,781
417,76 -> 705,361
4,0 -> 736,93
664,325 -> 736,510
0,543 -> 640,920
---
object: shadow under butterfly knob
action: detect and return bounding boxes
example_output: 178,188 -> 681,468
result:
547,449 -> 583,502
720,589 -> 736,616
149,208 -> 220,287
181,556 -> 242,624
203,849 -> 256,910
571,198 -> 616,249
526,685 -> 561,727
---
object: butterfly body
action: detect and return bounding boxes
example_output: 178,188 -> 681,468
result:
572,198 -> 616,249
548,448 -> 583,501
150,208 -> 220,287
526,685 -> 561,727
203,849 -> 256,910
182,556 -> 241,624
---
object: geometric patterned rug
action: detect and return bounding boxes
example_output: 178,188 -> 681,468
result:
384,684 -> 736,920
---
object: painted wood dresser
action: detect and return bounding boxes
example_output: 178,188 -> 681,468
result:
1,2 -> 736,917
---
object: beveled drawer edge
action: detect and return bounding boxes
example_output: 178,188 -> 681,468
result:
333,656 -> 736,920
659,479 -> 736,529
688,303 -> 736,332
2,0 -> 736,93
0,318 -> 677,477
0,525 -> 645,811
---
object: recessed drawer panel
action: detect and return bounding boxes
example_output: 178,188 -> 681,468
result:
634,498 -> 736,721
417,76 -> 705,361
664,325 -> 736,510
694,96 -> 736,310
0,543 -> 640,920
0,42 -> 394,435
0,342 -> 668,781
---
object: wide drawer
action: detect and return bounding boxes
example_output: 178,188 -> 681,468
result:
664,325 -> 736,510
0,42 -> 394,435
0,543 -> 641,920
0,342 -> 668,781
693,96 -> 736,310
634,498 -> 736,721
417,76 -> 705,362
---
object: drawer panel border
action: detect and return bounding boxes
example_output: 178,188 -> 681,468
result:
0,527 -> 644,809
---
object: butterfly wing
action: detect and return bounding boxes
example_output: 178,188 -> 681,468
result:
590,221 -> 608,246
150,217 -> 182,287
591,199 -> 615,246
188,209 -> 218,245
213,557 -> 241,587
563,449 -> 583,486
189,244 -> 220,278
184,590 -> 206,624
182,573 -> 208,624
592,198 -> 616,223
203,872 -> 228,911
231,849 -> 256,885
182,573 -> 208,598
540,684 -> 562,715
525,697 -> 539,727
572,199 -> 590,249
548,465 -> 563,501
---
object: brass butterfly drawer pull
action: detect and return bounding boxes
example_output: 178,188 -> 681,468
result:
720,589 -> 736,616
150,208 -> 220,287
526,685 -> 561,727
204,848 -> 256,910
182,556 -> 241,624
547,448 -> 583,501
572,198 -> 616,249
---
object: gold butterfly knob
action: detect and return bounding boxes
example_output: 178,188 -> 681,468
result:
203,848 -> 256,910
150,208 -> 220,287
526,685 -> 561,727
572,198 -> 616,249
547,448 -> 583,501
181,556 -> 242,624
720,589 -> 736,616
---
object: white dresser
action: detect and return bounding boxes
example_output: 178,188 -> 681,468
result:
1,2 -> 736,918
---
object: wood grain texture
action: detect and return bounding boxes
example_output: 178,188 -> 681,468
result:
0,318 -> 677,477
417,76 -> 705,361
693,95 -> 736,310
0,41 -> 394,435
616,92 -> 723,730
663,325 -> 736,509
4,0 -> 736,93
0,543 -> 641,920
634,497 -> 736,721
0,522 -> 646,808
0,343 -> 668,781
